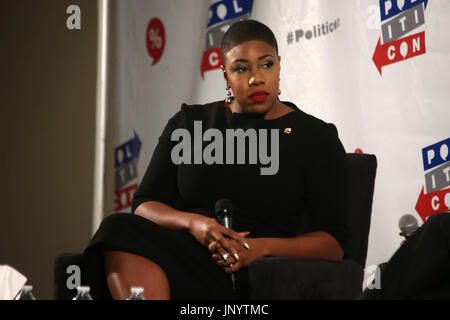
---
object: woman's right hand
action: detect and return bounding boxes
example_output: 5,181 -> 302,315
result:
188,214 -> 249,258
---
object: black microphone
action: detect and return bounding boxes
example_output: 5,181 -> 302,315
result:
398,214 -> 419,239
215,199 -> 233,229
214,199 -> 237,292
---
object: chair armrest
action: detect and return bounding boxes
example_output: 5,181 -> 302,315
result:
247,257 -> 364,300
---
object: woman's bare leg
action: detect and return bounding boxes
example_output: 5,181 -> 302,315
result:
105,250 -> 170,300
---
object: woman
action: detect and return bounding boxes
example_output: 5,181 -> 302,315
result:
83,20 -> 348,300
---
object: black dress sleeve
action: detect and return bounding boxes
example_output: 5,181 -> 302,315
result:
304,123 -> 349,251
131,108 -> 183,213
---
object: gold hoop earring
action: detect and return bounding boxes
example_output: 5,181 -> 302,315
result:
225,86 -> 233,104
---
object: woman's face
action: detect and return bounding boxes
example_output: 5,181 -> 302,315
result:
222,40 -> 280,115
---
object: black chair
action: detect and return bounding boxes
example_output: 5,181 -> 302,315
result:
54,153 -> 377,300
247,153 -> 377,299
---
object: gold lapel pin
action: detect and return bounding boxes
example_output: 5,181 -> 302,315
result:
284,128 -> 292,134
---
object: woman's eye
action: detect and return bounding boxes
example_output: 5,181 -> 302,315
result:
262,61 -> 274,69
234,66 -> 248,73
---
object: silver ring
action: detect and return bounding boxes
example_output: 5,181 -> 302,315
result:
222,253 -> 229,261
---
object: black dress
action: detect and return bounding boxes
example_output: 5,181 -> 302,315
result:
83,100 -> 349,300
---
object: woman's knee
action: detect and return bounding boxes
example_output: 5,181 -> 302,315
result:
100,212 -> 135,229
105,250 -> 170,299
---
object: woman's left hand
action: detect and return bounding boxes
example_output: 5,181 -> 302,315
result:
209,237 -> 265,273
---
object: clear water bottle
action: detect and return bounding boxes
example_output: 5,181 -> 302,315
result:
126,287 -> 145,300
72,286 -> 93,300
15,285 -> 36,300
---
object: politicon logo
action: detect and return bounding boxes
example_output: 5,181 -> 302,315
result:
372,0 -> 428,75
201,0 -> 254,79
286,17 -> 342,45
415,138 -> 450,222
146,17 -> 166,66
114,132 -> 142,211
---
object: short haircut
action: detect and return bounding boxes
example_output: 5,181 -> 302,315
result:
220,19 -> 279,65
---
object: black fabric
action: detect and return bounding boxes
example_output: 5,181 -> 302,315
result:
248,257 -> 364,299
80,100 -> 350,300
360,212 -> 450,299
245,153 -> 376,300
54,153 -> 377,300
343,153 -> 377,267
83,213 -> 237,300
132,100 -> 349,245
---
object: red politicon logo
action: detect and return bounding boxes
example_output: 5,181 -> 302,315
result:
372,31 -> 426,75
201,47 -> 222,79
415,186 -> 450,222
146,17 -> 165,66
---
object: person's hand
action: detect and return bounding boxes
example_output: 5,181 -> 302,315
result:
188,214 -> 250,258
209,237 -> 263,273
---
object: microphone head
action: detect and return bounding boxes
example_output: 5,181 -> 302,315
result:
215,199 -> 233,219
398,214 -> 419,238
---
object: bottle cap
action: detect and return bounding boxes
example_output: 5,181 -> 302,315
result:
131,287 -> 144,294
22,285 -> 33,292
77,286 -> 90,293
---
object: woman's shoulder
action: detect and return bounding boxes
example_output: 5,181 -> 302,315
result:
171,100 -> 224,122
179,100 -> 223,114
286,102 -> 345,156
285,101 -> 338,137
163,101 -> 223,130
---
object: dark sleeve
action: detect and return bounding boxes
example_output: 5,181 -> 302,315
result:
131,109 -> 183,214
304,123 -> 349,251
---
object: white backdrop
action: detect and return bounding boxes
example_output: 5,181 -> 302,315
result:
111,0 -> 450,282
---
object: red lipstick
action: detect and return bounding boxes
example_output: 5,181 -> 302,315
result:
249,91 -> 269,103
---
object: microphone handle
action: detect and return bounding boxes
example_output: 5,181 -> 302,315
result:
220,216 -> 232,230
230,273 -> 237,291
218,216 -> 237,292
